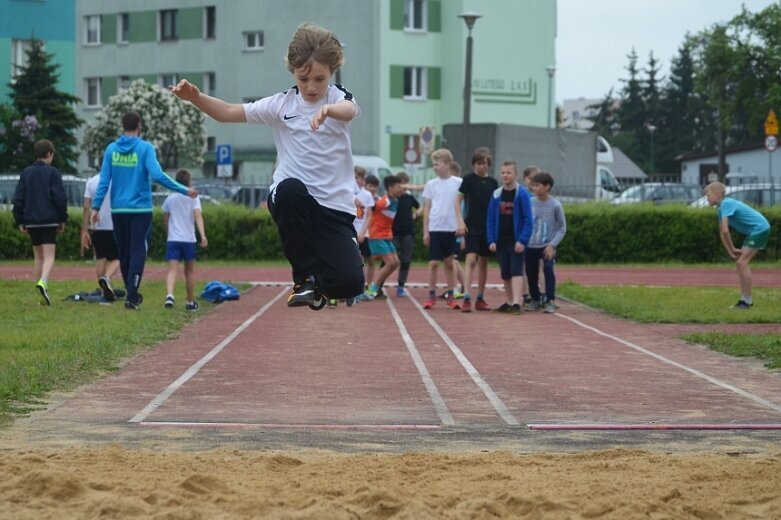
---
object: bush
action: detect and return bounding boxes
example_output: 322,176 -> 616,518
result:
1,203 -> 779,263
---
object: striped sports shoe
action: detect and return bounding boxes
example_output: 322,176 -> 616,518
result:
36,279 -> 51,306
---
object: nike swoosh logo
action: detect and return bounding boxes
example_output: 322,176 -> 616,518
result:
283,114 -> 299,120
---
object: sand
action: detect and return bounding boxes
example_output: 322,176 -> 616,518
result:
0,447 -> 779,519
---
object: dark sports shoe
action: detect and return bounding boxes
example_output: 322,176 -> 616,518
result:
510,303 -> 523,315
164,294 -> 175,309
99,276 -> 116,302
543,301 -> 557,314
36,280 -> 51,306
185,301 -> 199,312
125,300 -> 140,311
373,288 -> 387,300
732,300 -> 753,310
493,303 -> 512,313
524,299 -> 541,311
287,279 -> 317,307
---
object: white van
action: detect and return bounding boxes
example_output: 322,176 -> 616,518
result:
352,155 -> 393,183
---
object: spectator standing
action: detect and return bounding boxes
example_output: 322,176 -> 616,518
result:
392,171 -> 420,296
81,173 -> 120,301
12,139 -> 68,306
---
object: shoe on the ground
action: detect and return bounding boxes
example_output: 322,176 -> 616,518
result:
164,294 -> 175,309
327,299 -> 338,308
447,298 -> 461,310
452,290 -> 465,299
374,288 -> 387,300
354,292 -> 374,302
396,286 -> 407,297
493,302 -> 512,313
185,301 -> 199,312
510,303 -> 523,315
345,297 -> 355,306
36,279 -> 51,306
98,276 -> 116,301
423,298 -> 436,309
461,299 -> 472,313
124,300 -> 140,311
543,301 -> 557,313
475,299 -> 490,311
524,299 -> 541,311
732,299 -> 753,310
287,279 -> 317,307
438,290 -> 451,300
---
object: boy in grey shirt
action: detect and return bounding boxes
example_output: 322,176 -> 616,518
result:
525,171 -> 567,313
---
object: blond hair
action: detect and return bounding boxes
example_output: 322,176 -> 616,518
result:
431,148 -> 453,165
286,23 -> 344,73
705,181 -> 726,197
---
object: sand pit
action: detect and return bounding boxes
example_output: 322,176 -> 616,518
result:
1,447 -> 779,519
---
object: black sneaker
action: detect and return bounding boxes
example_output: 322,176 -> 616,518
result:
125,300 -> 140,311
732,300 -> 753,310
99,276 -> 116,302
164,294 -> 175,309
493,303 -> 512,313
510,303 -> 523,315
185,301 -> 199,312
287,279 -> 316,307
374,288 -> 387,300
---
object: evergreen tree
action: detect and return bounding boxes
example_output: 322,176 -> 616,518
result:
641,51 -> 663,173
8,39 -> 83,173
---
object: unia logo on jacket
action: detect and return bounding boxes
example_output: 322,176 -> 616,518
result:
112,152 -> 139,167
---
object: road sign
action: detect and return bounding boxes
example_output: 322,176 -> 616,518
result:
765,135 -> 778,152
420,126 -> 436,154
216,144 -> 233,178
764,110 -> 778,136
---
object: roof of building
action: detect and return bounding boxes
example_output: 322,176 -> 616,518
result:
611,147 -> 647,180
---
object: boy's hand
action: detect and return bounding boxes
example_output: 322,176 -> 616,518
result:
514,242 -> 525,253
544,244 -> 555,260
19,225 -> 28,234
90,209 -> 100,226
456,223 -> 467,236
311,104 -> 331,131
81,230 -> 92,254
187,187 -> 198,198
200,236 -> 208,248
423,231 -> 430,247
170,80 -> 200,102
57,223 -> 65,233
489,243 -> 496,253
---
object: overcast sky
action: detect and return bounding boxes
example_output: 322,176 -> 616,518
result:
555,0 -> 778,103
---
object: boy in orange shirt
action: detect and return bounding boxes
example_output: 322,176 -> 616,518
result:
362,175 -> 404,299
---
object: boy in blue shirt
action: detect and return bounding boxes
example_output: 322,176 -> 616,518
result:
705,181 -> 771,309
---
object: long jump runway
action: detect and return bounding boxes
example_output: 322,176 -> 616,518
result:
17,279 -> 781,451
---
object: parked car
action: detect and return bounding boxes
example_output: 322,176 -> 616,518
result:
152,192 -> 221,206
192,183 -> 238,201
689,184 -> 781,208
611,182 -> 701,205
0,173 -> 87,208
231,186 -> 270,208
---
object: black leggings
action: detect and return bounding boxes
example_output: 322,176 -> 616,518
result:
524,247 -> 557,301
268,178 -> 364,299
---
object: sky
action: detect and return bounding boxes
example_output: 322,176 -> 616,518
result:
555,0 -> 778,103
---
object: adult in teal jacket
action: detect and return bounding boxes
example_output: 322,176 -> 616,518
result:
91,111 -> 196,310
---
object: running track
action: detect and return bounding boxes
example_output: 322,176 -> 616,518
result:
4,264 -> 781,451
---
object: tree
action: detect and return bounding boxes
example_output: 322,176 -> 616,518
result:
6,39 -> 83,173
82,79 -> 205,170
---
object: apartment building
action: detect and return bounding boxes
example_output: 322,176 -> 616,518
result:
71,1 -> 555,181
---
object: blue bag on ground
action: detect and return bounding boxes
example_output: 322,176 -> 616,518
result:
200,281 -> 240,303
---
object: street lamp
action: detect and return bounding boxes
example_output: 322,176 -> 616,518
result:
546,66 -> 556,128
458,11 -> 481,161
647,124 -> 657,175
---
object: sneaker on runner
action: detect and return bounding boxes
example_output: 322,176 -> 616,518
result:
447,298 -> 461,310
543,301 -> 557,313
731,299 -> 753,310
185,301 -> 200,312
475,299 -> 490,311
524,299 -> 541,311
36,279 -> 51,306
461,299 -> 472,313
98,276 -> 116,302
493,302 -> 512,313
423,298 -> 436,309
396,286 -> 407,297
287,278 -> 317,307
164,294 -> 175,309
510,303 -> 523,315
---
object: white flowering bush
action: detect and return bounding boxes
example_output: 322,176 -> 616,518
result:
82,79 -> 205,169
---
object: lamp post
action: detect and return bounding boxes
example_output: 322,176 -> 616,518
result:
647,124 -> 657,175
458,12 -> 481,162
546,66 -> 556,128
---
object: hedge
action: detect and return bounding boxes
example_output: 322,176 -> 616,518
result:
1,203 -> 780,263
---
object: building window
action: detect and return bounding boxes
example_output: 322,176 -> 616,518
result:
206,136 -> 216,152
160,9 -> 178,41
86,78 -> 102,107
403,67 -> 427,99
11,39 -> 33,81
85,15 -> 101,45
243,31 -> 264,50
119,75 -> 131,90
204,6 -> 216,39
160,74 -> 178,88
118,13 -> 129,44
204,72 -> 216,96
404,0 -> 427,31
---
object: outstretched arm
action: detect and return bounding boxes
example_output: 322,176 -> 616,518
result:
170,79 -> 247,123
311,100 -> 358,130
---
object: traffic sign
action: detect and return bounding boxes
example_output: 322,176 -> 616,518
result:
216,144 -> 232,165
765,135 -> 778,152
419,126 -> 436,154
764,110 -> 778,136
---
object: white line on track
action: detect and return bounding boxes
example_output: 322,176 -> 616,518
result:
407,294 -> 520,426
554,312 -> 781,415
386,297 -> 454,426
128,287 -> 289,423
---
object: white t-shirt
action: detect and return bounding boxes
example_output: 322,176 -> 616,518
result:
244,84 -> 361,215
422,176 -> 463,232
84,175 -> 113,230
162,192 -> 202,243
353,187 -> 375,234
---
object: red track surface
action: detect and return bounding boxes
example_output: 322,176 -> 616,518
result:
12,262 -> 779,434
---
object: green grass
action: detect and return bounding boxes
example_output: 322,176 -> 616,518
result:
681,332 -> 781,369
557,283 -> 781,323
0,279 -> 221,427
558,282 -> 781,370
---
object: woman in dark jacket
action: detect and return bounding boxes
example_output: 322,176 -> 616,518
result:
12,139 -> 68,305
